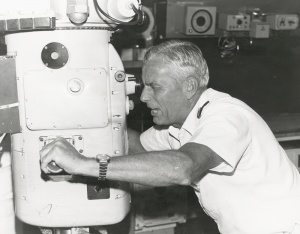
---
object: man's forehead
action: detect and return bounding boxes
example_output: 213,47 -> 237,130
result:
143,59 -> 174,75
142,71 -> 178,89
143,58 -> 163,70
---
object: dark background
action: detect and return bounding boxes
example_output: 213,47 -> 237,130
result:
110,0 -> 300,136
1,0 -> 300,233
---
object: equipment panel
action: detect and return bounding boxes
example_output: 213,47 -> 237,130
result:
218,13 -> 250,31
177,5 -> 216,36
24,68 -> 109,130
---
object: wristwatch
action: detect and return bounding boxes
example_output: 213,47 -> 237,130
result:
95,154 -> 111,180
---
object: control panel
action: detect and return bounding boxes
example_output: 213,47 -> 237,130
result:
218,13 -> 251,31
160,1 -> 299,39
266,14 -> 299,30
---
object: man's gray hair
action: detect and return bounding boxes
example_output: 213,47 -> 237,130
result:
143,40 -> 209,87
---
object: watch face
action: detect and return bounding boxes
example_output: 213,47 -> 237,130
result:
96,154 -> 110,162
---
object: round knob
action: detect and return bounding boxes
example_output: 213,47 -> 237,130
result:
47,161 -> 63,173
115,70 -> 126,82
68,79 -> 83,93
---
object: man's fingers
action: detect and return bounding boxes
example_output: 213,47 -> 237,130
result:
41,158 -> 51,174
40,137 -> 66,158
40,139 -> 57,158
40,137 -> 76,174
40,141 -> 61,173
40,148 -> 55,173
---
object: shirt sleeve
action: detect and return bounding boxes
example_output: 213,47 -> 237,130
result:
190,107 -> 251,173
140,126 -> 173,151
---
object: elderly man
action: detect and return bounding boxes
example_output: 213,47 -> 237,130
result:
41,40 -> 300,234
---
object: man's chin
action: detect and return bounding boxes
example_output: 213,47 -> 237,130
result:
153,117 -> 161,125
153,117 -> 167,126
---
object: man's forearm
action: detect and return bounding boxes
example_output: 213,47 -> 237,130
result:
80,150 -> 193,187
107,150 -> 193,186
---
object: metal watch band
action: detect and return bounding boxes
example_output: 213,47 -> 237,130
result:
99,162 -> 108,180
96,154 -> 110,181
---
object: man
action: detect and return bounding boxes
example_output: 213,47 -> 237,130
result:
41,40 -> 300,234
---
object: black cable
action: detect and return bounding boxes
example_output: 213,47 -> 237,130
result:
93,0 -> 143,25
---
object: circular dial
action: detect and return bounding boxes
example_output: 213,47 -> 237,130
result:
41,42 -> 69,69
191,10 -> 213,33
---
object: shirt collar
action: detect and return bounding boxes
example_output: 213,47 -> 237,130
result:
169,88 -> 211,139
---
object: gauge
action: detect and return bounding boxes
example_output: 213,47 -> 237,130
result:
191,9 -> 213,33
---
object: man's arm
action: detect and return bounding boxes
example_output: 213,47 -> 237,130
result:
105,142 -> 223,186
40,138 -> 224,187
127,128 -> 146,154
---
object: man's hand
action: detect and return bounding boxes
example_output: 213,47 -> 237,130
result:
40,137 -> 86,175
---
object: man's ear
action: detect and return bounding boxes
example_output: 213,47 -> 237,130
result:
184,77 -> 198,99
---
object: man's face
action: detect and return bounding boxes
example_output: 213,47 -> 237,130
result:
141,58 -> 188,127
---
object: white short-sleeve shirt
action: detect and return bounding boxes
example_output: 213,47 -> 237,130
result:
140,88 -> 300,234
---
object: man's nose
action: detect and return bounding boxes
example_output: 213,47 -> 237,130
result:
140,88 -> 149,103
